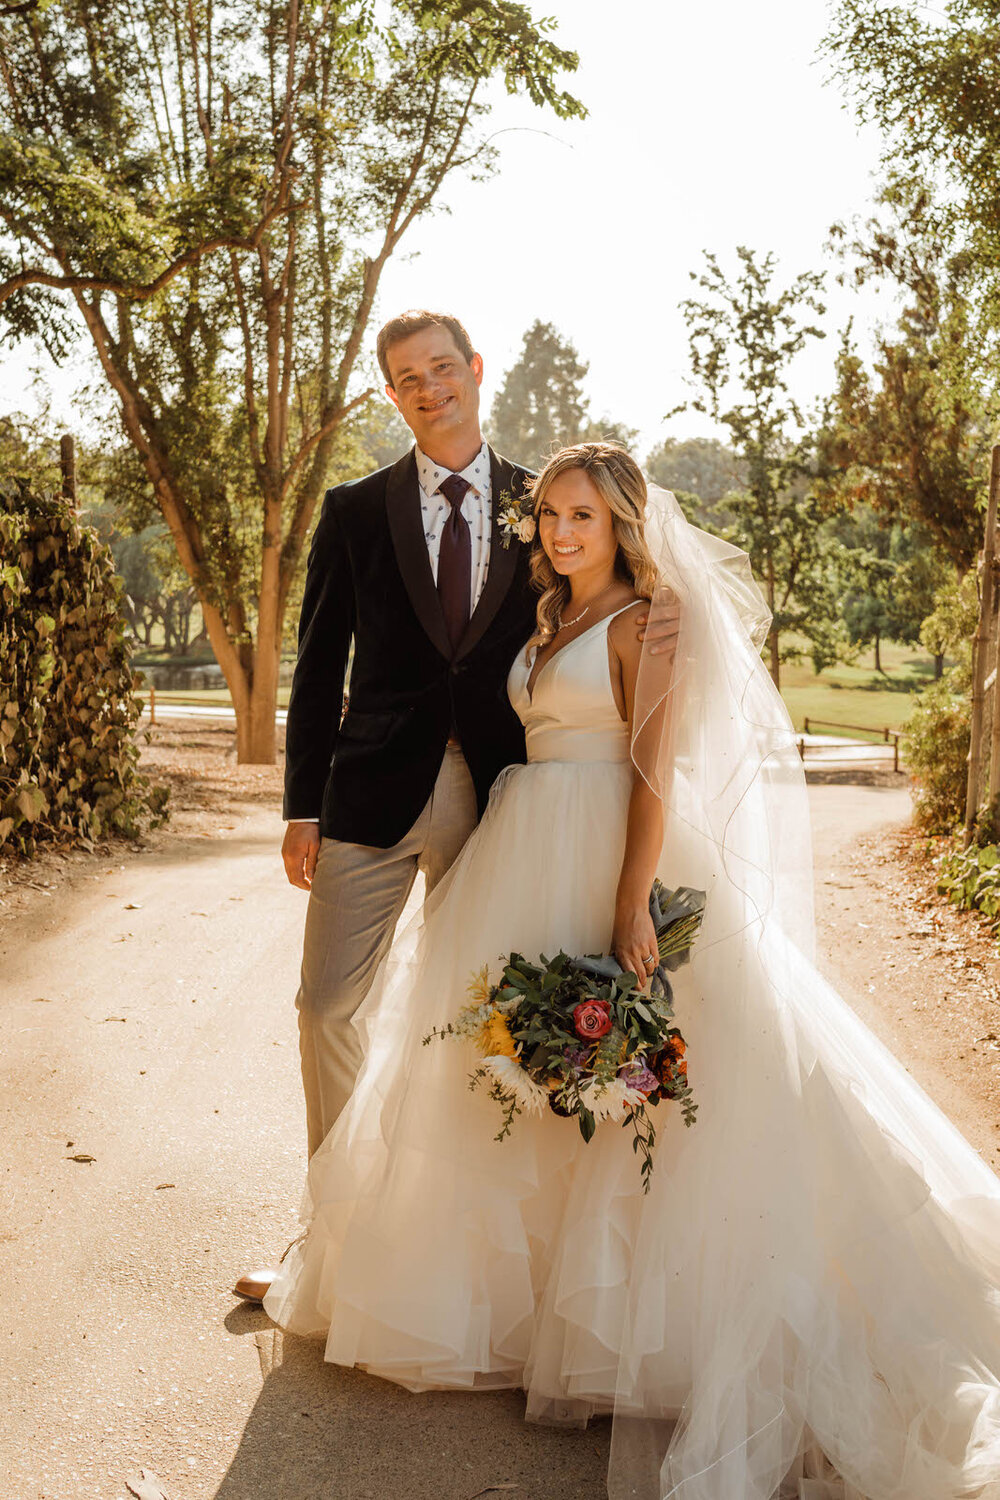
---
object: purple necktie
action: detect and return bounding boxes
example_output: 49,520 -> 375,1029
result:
437,472 -> 472,654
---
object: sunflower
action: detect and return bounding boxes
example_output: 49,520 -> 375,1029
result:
479,1009 -> 518,1060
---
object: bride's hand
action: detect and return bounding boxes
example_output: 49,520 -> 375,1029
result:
612,900 -> 659,990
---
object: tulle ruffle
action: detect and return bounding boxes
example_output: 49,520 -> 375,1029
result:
265,749 -> 1000,1500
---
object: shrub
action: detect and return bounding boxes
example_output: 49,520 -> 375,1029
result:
904,571 -> 977,833
937,841 -> 1000,928
0,478 -> 167,855
904,674 -> 971,833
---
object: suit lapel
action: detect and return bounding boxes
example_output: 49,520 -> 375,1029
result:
385,449 -> 452,660
456,448 -> 530,661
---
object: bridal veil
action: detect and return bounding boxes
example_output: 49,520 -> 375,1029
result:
610,487 -> 1000,1499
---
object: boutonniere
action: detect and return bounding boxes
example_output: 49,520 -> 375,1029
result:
497,485 -> 536,549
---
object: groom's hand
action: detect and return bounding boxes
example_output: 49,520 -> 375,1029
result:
282,822 -> 321,890
635,595 -> 681,656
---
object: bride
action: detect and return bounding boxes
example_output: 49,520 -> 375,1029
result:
265,442 -> 1000,1500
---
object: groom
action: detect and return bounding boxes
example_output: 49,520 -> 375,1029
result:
236,309 -> 672,1301
235,309 -> 537,1300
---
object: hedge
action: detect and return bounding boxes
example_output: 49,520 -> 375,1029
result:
0,478 -> 166,854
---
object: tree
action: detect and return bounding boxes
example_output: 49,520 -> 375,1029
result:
0,2 -> 584,762
825,1 -> 1000,297
644,436 -> 744,529
645,436 -> 744,503
488,319 -> 635,468
678,247 -> 830,685
828,505 -> 952,672
823,186 -> 995,573
489,320 -> 589,467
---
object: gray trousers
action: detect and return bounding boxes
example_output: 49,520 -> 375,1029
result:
295,744 -> 478,1158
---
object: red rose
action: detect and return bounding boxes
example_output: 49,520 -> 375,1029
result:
573,999 -> 613,1041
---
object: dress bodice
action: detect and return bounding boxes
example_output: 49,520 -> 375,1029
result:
506,605 -> 638,765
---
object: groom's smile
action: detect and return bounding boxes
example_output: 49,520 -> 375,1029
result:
385,325 -> 484,466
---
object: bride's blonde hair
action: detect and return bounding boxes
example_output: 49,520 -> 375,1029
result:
526,442 -> 659,656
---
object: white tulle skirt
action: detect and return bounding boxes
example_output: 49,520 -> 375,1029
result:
264,758 -> 1000,1500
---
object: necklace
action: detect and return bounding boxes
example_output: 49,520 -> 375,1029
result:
557,582 -> 615,632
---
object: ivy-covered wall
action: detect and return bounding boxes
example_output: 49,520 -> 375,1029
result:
0,479 -> 166,854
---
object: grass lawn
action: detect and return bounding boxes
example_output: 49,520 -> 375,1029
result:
137,641 -> 941,740
780,641 -> 938,739
144,685 -> 293,708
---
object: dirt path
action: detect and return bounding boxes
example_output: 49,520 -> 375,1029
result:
1,744 -> 998,1500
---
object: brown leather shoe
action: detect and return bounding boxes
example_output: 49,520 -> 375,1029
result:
233,1267 -> 276,1303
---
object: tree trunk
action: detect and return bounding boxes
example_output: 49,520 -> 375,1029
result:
934,652 -> 945,679
238,647 -> 280,764
874,633 -> 882,674
765,545 -> 779,689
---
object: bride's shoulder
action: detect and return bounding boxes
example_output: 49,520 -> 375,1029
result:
607,596 -> 645,663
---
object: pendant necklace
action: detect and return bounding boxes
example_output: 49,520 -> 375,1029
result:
557,582 -> 615,632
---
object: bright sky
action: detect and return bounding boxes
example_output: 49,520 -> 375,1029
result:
376,0 -> 893,453
5,0 -> 896,459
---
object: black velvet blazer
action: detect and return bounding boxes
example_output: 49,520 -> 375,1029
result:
283,445 -> 536,847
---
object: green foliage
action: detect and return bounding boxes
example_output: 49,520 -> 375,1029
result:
827,505 -> 954,669
826,2 -> 1000,284
904,678 -> 971,833
0,2 -> 583,761
678,247 -> 832,684
901,568 -> 976,833
937,842 -> 1000,927
488,320 -> 634,469
824,185 -> 995,573
644,436 -> 744,530
0,479 -> 166,855
919,569 -> 978,670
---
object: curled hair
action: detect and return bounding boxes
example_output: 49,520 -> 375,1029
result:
525,443 -> 659,658
376,310 -> 475,385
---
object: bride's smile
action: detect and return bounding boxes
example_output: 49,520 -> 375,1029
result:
538,466 -> 619,587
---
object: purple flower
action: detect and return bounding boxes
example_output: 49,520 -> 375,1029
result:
619,1063 -> 659,1097
563,1045 -> 589,1071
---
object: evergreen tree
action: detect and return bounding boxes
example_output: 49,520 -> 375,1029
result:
489,321 -> 591,468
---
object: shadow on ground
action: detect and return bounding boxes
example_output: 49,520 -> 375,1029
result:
214,1328 -> 611,1500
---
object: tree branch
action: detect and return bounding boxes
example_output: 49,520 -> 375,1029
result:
0,199 -> 293,309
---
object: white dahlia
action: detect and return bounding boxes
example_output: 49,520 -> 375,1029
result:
482,1055 -> 548,1116
580,1077 -> 645,1123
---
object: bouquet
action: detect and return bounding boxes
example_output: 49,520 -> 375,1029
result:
423,881 -> 705,1191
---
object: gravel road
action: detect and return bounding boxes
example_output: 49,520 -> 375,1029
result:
2,773 -> 991,1500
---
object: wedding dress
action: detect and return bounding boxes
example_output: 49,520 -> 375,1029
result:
265,493 -> 1000,1500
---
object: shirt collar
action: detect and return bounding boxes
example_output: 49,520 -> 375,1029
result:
415,441 -> 490,501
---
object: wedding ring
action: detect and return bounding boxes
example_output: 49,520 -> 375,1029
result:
642,953 -> 656,969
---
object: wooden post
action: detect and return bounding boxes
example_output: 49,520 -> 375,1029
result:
60,434 -> 76,506
987,568 -> 1000,810
149,683 -> 157,727
965,444 -> 1000,843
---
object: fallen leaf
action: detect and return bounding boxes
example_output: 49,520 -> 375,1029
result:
191,911 -> 209,917
103,1016 -> 126,1023
67,1153 -> 96,1163
124,902 -> 143,910
32,996 -> 50,1003
155,1183 -> 175,1190
126,1470 -> 170,1500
